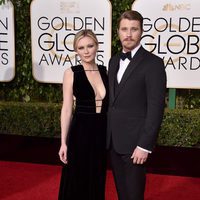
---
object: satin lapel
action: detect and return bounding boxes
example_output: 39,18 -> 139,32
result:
114,47 -> 145,101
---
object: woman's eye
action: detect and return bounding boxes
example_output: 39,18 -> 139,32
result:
88,45 -> 94,48
77,46 -> 84,50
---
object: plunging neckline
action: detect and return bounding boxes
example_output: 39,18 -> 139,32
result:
81,65 -> 106,101
81,65 -> 106,113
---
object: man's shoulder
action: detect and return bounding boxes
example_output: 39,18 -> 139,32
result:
141,46 -> 163,62
109,53 -> 121,65
111,52 -> 120,59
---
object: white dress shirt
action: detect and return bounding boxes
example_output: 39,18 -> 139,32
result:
117,44 -> 141,83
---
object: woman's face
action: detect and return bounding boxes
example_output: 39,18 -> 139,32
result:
75,36 -> 98,64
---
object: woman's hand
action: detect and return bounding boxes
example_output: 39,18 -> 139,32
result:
58,144 -> 68,164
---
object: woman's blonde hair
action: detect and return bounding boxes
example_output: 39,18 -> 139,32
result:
73,29 -> 98,51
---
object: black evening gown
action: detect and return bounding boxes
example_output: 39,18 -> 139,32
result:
58,65 -> 108,200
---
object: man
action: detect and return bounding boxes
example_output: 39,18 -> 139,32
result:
107,10 -> 166,200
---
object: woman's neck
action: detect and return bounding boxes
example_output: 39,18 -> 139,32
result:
82,62 -> 98,71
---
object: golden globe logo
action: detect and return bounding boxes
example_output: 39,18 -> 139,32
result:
142,17 -> 200,71
133,0 -> 200,88
37,16 -> 105,66
31,0 -> 111,83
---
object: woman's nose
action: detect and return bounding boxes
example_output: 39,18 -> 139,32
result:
84,48 -> 89,53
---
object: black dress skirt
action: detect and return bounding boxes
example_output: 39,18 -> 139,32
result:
58,65 -> 108,200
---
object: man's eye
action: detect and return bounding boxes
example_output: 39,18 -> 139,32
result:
121,28 -> 127,31
131,28 -> 138,31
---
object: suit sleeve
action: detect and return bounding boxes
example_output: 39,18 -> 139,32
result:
137,56 -> 166,151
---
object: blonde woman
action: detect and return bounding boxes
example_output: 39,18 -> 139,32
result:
58,29 -> 108,200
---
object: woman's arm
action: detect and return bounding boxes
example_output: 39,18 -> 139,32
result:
59,68 -> 74,164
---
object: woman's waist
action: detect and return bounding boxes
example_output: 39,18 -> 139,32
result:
74,108 -> 107,115
74,100 -> 107,114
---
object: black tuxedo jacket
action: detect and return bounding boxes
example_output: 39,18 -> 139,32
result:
107,46 -> 166,154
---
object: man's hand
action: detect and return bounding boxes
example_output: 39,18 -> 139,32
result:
131,147 -> 148,164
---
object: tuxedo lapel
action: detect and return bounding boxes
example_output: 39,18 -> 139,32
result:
114,47 -> 145,101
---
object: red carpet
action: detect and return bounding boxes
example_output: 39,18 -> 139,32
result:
0,161 -> 199,200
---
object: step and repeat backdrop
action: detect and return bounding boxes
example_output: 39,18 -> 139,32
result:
1,0 -> 200,88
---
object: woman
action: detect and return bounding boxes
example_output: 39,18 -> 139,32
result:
58,29 -> 108,200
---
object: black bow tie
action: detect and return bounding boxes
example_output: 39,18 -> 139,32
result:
120,51 -> 132,60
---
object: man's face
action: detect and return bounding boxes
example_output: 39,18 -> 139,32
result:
118,19 -> 143,52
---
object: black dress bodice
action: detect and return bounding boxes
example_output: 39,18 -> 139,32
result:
71,65 -> 108,114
